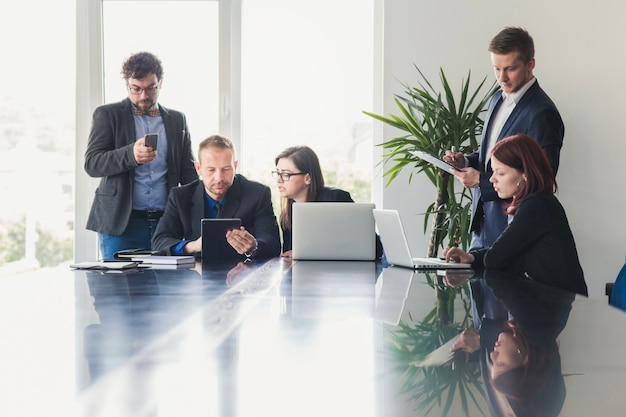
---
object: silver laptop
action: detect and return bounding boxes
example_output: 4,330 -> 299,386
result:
291,202 -> 377,261
373,209 -> 472,269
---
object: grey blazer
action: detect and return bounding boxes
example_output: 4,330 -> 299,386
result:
84,98 -> 197,236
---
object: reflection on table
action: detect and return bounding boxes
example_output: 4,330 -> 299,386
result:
466,271 -> 575,417
2,259 -> 626,416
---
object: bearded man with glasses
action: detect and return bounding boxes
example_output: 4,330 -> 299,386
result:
84,51 -> 197,260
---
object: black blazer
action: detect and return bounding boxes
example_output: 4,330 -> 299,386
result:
152,175 -> 281,259
470,193 -> 587,296
84,98 -> 197,236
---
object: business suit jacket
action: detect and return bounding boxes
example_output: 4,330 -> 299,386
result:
467,81 -> 564,249
281,187 -> 353,253
152,175 -> 281,259
470,193 -> 588,296
84,98 -> 197,236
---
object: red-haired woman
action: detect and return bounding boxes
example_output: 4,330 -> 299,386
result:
445,133 -> 588,296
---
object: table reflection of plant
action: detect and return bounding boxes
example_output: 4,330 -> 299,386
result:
383,274 -> 486,417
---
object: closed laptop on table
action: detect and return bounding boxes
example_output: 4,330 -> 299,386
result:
373,209 -> 471,270
291,202 -> 376,261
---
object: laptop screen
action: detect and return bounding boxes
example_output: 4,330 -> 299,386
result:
291,202 -> 376,261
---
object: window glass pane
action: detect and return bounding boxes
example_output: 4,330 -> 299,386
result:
240,0 -> 374,204
103,0 -> 219,153
0,1 -> 76,271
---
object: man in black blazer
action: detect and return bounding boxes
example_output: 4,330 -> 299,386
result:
445,27 -> 564,250
84,52 -> 197,259
152,134 -> 281,260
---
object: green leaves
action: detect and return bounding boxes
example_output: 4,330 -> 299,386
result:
384,283 -> 486,417
364,66 -> 497,254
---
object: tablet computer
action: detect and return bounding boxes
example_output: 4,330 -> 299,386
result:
410,150 -> 464,172
201,218 -> 241,262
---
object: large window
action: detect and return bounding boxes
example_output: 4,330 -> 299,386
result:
0,0 -> 75,271
240,0 -> 375,204
75,0 -> 378,261
102,1 -> 219,151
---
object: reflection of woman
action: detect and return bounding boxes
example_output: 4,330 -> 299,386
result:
490,320 -> 558,402
452,319 -> 558,403
453,272 -> 575,417
445,134 -> 588,296
273,146 -> 354,257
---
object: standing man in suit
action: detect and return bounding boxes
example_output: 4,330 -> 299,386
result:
444,27 -> 564,250
152,134 -> 281,260
84,51 -> 197,259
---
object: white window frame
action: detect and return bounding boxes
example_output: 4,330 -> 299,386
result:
75,0 -> 382,262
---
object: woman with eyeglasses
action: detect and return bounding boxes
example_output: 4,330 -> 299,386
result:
272,146 -> 354,257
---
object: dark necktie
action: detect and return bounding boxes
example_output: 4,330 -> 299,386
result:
213,202 -> 222,218
133,107 -> 160,117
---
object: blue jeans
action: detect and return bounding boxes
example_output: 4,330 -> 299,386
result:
98,218 -> 160,260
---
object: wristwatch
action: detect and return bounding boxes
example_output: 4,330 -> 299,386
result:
245,240 -> 258,258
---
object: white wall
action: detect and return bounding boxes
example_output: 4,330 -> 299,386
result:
379,0 -> 626,299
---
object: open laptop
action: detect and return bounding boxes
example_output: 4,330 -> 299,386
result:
373,209 -> 472,269
291,202 -> 377,261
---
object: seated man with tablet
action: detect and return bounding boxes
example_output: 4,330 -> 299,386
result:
152,135 -> 281,262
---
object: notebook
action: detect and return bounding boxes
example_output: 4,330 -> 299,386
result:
131,255 -> 195,265
201,218 -> 241,263
373,209 -> 472,269
291,202 -> 377,261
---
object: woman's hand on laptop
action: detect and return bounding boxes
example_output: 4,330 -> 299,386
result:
444,246 -> 475,264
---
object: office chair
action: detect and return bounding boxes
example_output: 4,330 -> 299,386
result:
609,263 -> 626,311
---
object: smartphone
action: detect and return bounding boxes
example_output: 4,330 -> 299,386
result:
144,133 -> 158,150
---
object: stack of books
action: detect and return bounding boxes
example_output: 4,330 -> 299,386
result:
131,255 -> 196,269
114,248 -> 166,259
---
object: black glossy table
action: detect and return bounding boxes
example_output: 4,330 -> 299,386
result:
2,259 -> 625,417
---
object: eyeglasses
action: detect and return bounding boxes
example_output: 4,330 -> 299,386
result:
127,83 -> 160,95
272,170 -> 307,181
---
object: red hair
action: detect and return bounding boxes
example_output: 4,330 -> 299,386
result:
490,320 -> 558,402
491,134 -> 557,215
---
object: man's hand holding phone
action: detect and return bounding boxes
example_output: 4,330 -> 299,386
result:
134,133 -> 159,164
144,133 -> 158,150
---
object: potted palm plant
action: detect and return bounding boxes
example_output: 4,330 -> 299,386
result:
364,66 -> 497,255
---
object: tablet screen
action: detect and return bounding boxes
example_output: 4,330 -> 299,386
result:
410,150 -> 464,172
201,218 -> 242,262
